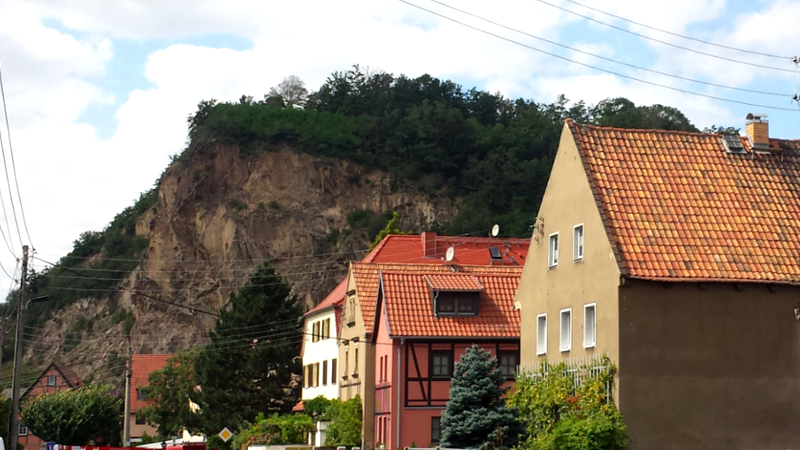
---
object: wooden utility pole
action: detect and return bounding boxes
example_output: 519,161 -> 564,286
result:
123,336 -> 132,445
9,245 -> 29,450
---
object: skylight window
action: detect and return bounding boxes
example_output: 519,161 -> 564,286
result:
722,135 -> 746,154
489,246 -> 502,260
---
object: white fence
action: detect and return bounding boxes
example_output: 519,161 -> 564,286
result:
517,354 -> 612,399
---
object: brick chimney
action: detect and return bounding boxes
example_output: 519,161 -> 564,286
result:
746,113 -> 769,149
422,231 -> 436,258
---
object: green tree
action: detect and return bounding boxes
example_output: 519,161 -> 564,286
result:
440,345 -> 521,450
20,385 -> 122,445
508,355 -> 627,450
324,396 -> 362,447
138,349 -> 201,438
193,264 -> 303,438
369,212 -> 411,250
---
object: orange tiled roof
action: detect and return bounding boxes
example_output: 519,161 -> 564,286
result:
131,354 -> 172,411
569,119 -> 800,283
352,262 -> 521,334
380,267 -> 521,338
365,234 -> 528,266
424,274 -> 484,291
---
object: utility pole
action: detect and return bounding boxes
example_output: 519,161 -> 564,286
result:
123,336 -> 132,446
9,245 -> 29,450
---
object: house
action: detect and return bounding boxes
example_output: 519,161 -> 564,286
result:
301,279 -> 346,402
130,354 -> 173,439
515,115 -> 800,449
370,264 -> 522,450
337,232 -> 529,449
18,363 -> 83,450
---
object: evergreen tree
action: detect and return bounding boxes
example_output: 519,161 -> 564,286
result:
193,264 -> 303,438
440,344 -> 522,450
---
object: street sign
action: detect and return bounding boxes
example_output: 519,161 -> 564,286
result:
218,428 -> 234,442
45,442 -> 55,450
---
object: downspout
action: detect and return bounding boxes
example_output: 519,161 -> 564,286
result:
396,338 -> 404,450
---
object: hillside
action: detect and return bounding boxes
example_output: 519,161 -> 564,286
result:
13,66 -> 701,387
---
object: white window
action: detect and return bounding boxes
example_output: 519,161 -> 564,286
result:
548,233 -> 559,267
573,224 -> 584,261
47,375 -> 56,386
560,308 -> 572,352
584,303 -> 596,348
536,314 -> 547,355
18,423 -> 27,436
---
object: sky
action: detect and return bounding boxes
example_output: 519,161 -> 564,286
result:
0,0 -> 798,297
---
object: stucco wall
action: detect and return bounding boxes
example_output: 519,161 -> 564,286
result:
619,279 -> 800,450
302,308 -> 340,400
517,122 -> 621,379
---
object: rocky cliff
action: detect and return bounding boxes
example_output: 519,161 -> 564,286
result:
27,143 -> 455,384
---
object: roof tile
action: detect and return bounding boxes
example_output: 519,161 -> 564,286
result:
569,120 -> 800,284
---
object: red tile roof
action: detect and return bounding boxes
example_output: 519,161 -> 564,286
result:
569,119 -> 800,284
424,274 -> 484,291
131,354 -> 172,411
352,263 -> 521,334
366,234 -> 528,266
306,278 -> 347,316
379,266 -> 522,338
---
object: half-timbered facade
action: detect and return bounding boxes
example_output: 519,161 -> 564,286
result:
369,265 -> 522,450
336,232 -> 528,450
19,364 -> 83,450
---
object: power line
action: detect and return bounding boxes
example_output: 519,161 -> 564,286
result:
556,0 -> 793,60
428,0 -> 789,97
0,61 -> 31,249
530,0 -> 796,73
399,0 -> 799,112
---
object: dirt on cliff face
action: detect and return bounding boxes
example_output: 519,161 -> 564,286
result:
28,144 -> 455,383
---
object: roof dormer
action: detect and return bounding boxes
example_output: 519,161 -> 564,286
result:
424,274 -> 484,317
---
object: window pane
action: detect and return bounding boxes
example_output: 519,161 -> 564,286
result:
437,296 -> 455,314
560,309 -> 572,352
432,352 -> 452,377
323,360 -> 328,386
457,297 -> 476,313
537,315 -> 547,355
549,234 -> 559,267
331,359 -> 337,385
584,304 -> 596,348
573,225 -> 584,261
431,417 -> 441,443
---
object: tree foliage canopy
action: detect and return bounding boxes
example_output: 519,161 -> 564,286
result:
440,344 -> 522,450
185,66 -> 701,238
193,264 -> 303,437
138,349 -> 201,438
20,385 -> 122,446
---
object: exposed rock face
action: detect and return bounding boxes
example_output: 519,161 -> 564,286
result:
29,144 -> 454,382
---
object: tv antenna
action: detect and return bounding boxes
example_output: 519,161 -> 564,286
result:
491,224 -> 499,237
445,246 -> 455,262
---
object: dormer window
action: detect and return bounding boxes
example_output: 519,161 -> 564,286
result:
425,274 -> 484,317
434,291 -> 479,316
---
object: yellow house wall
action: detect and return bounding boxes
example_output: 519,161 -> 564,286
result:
517,122 -> 621,395
337,266 -> 376,450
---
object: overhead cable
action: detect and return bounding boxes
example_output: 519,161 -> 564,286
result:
530,0 -> 796,73
399,0 -> 799,112
429,0 -> 789,97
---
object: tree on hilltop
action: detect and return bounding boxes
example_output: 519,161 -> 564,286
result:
268,75 -> 308,107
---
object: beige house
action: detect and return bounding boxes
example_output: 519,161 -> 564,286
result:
516,115 -> 800,450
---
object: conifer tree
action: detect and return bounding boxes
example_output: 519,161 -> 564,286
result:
440,344 -> 521,450
193,264 -> 303,438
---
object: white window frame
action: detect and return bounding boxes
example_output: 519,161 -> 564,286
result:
560,308 -> 572,352
584,303 -> 596,349
18,423 -> 27,436
573,224 -> 584,261
548,233 -> 559,268
536,314 -> 547,355
47,375 -> 56,386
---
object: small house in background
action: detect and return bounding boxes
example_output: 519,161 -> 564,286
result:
130,354 -> 173,440
516,116 -> 800,449
18,363 -> 82,450
369,263 -> 522,450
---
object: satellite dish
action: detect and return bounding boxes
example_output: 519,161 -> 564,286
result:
445,246 -> 455,262
491,224 -> 500,237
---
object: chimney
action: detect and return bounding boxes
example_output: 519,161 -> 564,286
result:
746,113 -> 769,150
422,231 -> 436,258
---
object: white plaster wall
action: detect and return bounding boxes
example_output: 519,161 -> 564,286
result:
302,308 -> 340,400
